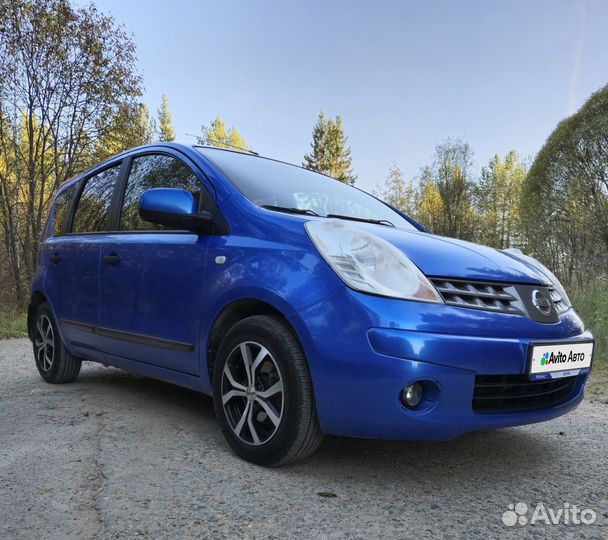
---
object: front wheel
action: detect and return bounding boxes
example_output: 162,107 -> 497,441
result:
32,303 -> 81,383
213,315 -> 323,466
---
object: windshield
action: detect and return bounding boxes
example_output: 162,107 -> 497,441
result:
196,147 -> 418,231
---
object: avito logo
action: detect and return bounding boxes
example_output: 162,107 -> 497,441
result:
540,350 -> 586,366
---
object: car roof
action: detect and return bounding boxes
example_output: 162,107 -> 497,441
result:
57,142 -> 265,192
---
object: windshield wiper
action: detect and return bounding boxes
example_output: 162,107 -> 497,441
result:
261,205 -> 319,217
261,206 -> 394,227
326,214 -> 395,227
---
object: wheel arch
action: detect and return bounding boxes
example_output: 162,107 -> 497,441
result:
27,290 -> 48,341
206,298 -> 301,387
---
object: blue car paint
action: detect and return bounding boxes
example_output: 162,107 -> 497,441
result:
31,142 -> 592,441
43,234 -> 104,351
99,232 -> 208,375
139,188 -> 199,216
284,287 -> 591,438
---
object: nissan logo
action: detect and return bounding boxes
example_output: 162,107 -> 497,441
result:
532,289 -> 552,315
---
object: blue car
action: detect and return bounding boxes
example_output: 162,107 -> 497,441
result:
29,143 -> 594,466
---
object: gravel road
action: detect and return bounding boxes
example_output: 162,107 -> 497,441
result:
1,337 -> 607,540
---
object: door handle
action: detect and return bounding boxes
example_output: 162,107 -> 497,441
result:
50,253 -> 61,264
103,253 -> 120,267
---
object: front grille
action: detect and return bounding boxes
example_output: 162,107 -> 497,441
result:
430,279 -> 523,315
430,278 -> 568,322
549,286 -> 568,314
473,374 -> 577,413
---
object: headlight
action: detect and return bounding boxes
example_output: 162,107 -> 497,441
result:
502,248 -> 571,307
305,219 -> 442,303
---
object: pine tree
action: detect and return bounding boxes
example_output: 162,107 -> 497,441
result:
227,125 -> 247,150
95,102 -> 155,160
198,115 -> 247,150
157,94 -> 175,142
303,112 -> 329,174
327,116 -> 356,185
303,112 -> 356,185
137,103 -> 156,144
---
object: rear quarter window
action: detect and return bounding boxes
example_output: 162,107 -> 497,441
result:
72,165 -> 122,233
52,182 -> 79,237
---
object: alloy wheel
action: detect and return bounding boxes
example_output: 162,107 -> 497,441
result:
221,341 -> 284,445
34,314 -> 55,372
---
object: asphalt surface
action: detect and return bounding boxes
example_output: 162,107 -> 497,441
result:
1,337 -> 607,540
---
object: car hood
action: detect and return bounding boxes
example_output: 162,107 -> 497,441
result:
348,222 -> 547,285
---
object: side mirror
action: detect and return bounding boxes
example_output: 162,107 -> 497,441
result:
138,188 -> 213,233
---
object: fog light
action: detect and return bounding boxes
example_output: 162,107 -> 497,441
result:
402,382 -> 423,409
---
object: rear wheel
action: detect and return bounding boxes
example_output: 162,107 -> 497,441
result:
213,315 -> 323,466
32,303 -> 81,383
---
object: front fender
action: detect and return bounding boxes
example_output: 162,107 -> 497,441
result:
198,228 -> 344,390
204,229 -> 343,317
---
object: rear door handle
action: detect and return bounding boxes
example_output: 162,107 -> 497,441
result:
102,253 -> 120,267
50,253 -> 61,264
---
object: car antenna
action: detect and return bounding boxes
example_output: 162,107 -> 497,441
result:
185,133 -> 259,155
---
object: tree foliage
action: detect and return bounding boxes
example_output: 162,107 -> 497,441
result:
373,164 -> 417,216
476,151 -> 526,249
198,116 -> 247,150
95,102 -> 154,159
381,140 -> 477,239
417,176 -> 446,233
521,83 -> 608,284
377,146 -> 529,251
303,112 -> 356,185
430,139 -> 477,240
157,94 -> 175,142
0,0 -> 142,302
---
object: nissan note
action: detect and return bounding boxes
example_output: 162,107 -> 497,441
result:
29,143 -> 594,465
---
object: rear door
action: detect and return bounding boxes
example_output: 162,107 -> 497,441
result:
44,162 -> 124,350
98,151 -> 212,375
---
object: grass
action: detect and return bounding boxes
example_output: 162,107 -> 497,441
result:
569,277 -> 607,368
568,277 -> 608,395
0,310 -> 28,339
587,369 -> 608,403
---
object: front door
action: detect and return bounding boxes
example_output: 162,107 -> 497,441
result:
98,152 -> 209,375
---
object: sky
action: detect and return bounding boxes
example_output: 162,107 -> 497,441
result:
86,0 -> 608,192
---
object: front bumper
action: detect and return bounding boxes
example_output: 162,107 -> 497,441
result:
289,287 -> 592,440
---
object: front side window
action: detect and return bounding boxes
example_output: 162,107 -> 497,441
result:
52,181 -> 79,237
72,165 -> 122,233
119,154 -> 201,231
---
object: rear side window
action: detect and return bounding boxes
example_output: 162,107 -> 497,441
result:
119,154 -> 201,231
52,182 -> 79,237
72,165 -> 122,233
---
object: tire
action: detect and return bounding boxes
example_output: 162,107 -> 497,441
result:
213,315 -> 323,466
32,303 -> 81,384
